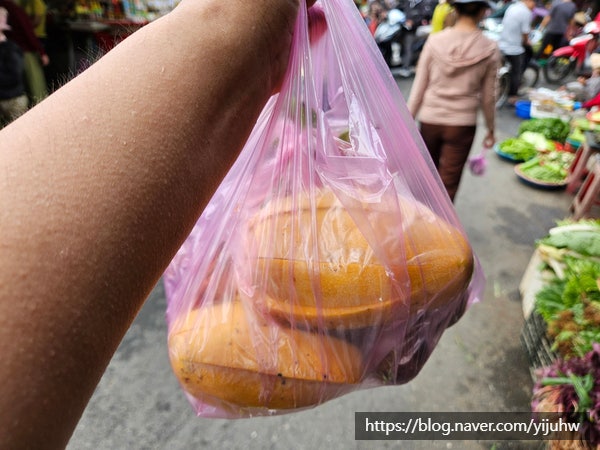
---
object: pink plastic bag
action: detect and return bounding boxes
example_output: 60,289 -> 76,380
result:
468,149 -> 487,176
163,0 -> 485,419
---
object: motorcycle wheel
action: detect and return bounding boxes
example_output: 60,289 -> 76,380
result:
496,71 -> 510,109
521,61 -> 539,89
543,55 -> 574,84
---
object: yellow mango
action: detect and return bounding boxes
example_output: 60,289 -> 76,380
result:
168,301 -> 363,411
248,191 -> 474,329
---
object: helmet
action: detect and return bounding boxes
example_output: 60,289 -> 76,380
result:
583,21 -> 600,35
387,8 -> 406,26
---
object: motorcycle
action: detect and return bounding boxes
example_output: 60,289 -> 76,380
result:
374,9 -> 430,70
544,20 -> 600,84
482,18 -> 540,108
496,55 -> 540,108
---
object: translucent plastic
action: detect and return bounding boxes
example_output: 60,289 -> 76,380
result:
163,0 -> 485,419
468,148 -> 488,176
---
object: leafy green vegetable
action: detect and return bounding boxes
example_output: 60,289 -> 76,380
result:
562,259 -> 600,305
518,150 -> 575,183
535,280 -> 568,323
534,220 -> 600,358
540,232 -> 600,258
537,220 -> 600,258
498,137 -> 537,161
520,157 -> 566,182
534,255 -> 600,358
520,131 -> 553,151
518,118 -> 570,143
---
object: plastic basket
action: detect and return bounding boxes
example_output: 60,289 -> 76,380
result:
515,100 -> 531,119
520,311 -> 557,378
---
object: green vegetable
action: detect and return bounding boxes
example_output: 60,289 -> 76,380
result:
538,221 -> 600,258
541,373 -> 594,413
520,131 -> 552,151
498,137 -> 537,161
534,220 -> 600,358
518,150 -> 575,183
568,127 -> 585,144
518,118 -> 571,143
520,157 -> 566,182
534,257 -> 600,357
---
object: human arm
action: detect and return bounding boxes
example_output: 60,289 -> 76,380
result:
0,0 -> 311,448
539,13 -> 550,31
481,49 -> 501,148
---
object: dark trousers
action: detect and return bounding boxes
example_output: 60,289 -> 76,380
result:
419,122 -> 477,201
504,52 -> 524,97
401,30 -> 416,69
536,32 -> 567,59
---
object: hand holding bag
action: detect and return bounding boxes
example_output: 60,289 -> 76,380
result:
163,0 -> 485,419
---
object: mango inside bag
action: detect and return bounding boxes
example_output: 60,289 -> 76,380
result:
168,300 -> 363,411
248,190 -> 474,329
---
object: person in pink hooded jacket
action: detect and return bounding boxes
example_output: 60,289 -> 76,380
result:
407,0 -> 500,202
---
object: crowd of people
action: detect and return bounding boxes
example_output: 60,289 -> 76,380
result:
0,0 -> 123,127
1,0 -> 599,201
358,0 -> 600,200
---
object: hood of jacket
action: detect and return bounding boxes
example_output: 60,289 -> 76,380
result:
426,29 -> 498,75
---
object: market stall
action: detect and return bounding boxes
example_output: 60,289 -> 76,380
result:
503,89 -> 600,448
56,0 -> 175,72
520,220 -> 600,449
495,86 -> 600,218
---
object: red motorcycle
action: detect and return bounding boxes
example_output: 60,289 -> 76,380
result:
544,21 -> 600,84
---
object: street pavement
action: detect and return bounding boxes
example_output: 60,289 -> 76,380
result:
67,75 -> 574,450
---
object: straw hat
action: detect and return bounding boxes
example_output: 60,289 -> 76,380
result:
0,7 -> 11,31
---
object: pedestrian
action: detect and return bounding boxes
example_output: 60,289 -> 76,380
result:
16,0 -> 46,44
407,0 -> 500,202
0,0 -> 48,105
0,1 -> 320,449
367,0 -> 385,35
535,0 -> 577,59
396,0 -> 437,77
563,52 -> 600,102
497,0 -> 536,105
0,6 -> 28,126
430,0 -> 455,34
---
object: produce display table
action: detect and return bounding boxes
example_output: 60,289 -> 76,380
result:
507,108 -> 600,447
519,221 -> 600,448
566,131 -> 600,194
570,153 -> 600,219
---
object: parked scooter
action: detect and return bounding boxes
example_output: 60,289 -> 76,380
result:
481,18 -> 540,108
544,20 -> 600,84
374,8 -> 430,69
374,8 -> 406,66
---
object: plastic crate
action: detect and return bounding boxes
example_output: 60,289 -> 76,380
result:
520,311 -> 557,377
